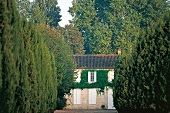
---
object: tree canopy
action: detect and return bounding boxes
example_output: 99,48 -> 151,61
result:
69,0 -> 169,54
59,24 -> 85,54
69,0 -> 113,54
16,0 -> 61,27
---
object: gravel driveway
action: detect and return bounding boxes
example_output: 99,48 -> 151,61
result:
54,109 -> 118,113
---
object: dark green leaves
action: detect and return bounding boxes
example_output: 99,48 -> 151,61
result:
0,0 -> 58,112
114,12 -> 170,113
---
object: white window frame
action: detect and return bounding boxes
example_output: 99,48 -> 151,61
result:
89,89 -> 96,104
88,71 -> 97,83
75,71 -> 81,83
108,71 -> 114,82
73,89 -> 81,104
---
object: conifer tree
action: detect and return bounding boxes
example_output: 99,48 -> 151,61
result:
56,42 -> 76,109
113,0 -> 169,112
114,12 -> 170,113
0,41 -> 1,86
36,24 -> 76,109
29,24 -> 58,112
1,0 -> 58,112
0,0 -> 22,112
0,0 -> 3,106
19,37 -> 31,112
135,13 -> 169,112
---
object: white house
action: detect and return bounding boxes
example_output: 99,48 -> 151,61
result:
65,54 -> 117,109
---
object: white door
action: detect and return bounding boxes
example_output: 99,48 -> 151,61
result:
108,89 -> 115,109
73,89 -> 81,104
89,89 -> 96,104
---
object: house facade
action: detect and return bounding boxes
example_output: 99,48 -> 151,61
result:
64,54 -> 117,109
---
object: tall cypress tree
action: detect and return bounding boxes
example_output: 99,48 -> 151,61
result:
18,20 -> 31,112
0,0 -> 22,112
36,24 -> 76,109
135,13 -> 169,112
0,0 -> 3,104
114,12 -> 170,113
113,0 -> 169,112
1,0 -> 58,112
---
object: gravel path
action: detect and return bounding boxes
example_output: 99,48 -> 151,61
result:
54,109 -> 118,113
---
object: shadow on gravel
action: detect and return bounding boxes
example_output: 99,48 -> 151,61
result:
54,109 -> 118,113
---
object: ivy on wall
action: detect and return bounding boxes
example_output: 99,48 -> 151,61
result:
72,70 -> 113,90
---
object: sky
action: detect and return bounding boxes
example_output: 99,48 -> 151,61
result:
57,0 -> 73,27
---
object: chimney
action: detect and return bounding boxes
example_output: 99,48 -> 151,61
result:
118,48 -> 121,55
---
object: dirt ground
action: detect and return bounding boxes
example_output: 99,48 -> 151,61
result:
54,109 -> 118,113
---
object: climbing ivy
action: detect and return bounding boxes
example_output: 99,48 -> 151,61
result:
72,70 -> 112,90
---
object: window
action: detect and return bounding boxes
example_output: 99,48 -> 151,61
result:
108,71 -> 114,82
90,72 -> 95,82
74,70 -> 81,83
88,71 -> 96,83
73,89 -> 81,104
89,89 -> 96,104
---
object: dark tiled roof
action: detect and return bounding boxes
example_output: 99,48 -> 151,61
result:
74,54 -> 117,69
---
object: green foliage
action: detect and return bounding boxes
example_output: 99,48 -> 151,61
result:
59,24 -> 85,54
0,0 -> 3,104
16,0 -> 61,27
73,70 -> 112,90
56,97 -> 67,110
69,0 -> 169,55
94,0 -> 111,25
16,0 -> 31,18
31,3 -> 46,24
45,1 -> 61,27
114,13 -> 170,113
36,24 -> 76,110
0,0 -> 21,112
32,0 -> 61,27
129,0 -> 169,27
69,0 -> 113,54
55,38 -> 76,109
0,0 -> 58,112
112,1 -> 170,112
